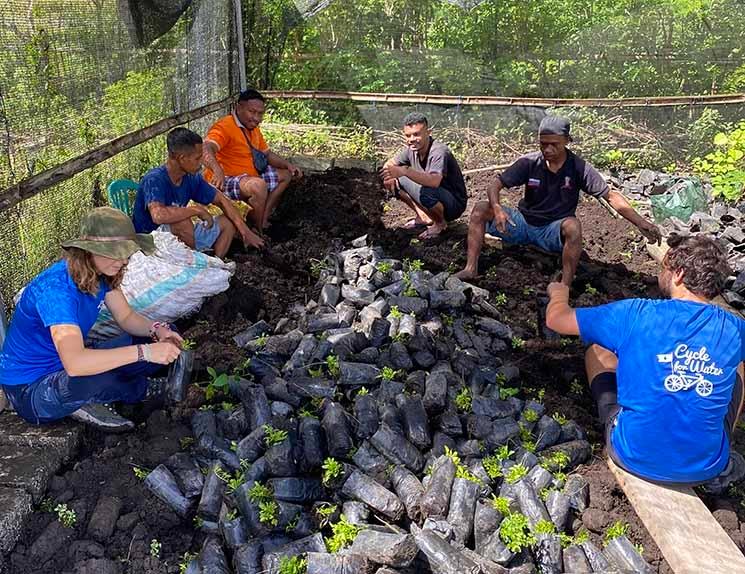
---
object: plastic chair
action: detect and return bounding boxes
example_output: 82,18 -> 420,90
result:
107,179 -> 138,216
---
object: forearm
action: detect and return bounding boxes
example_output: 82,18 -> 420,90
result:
203,143 -> 222,172
266,151 -> 290,170
116,308 -> 156,338
546,291 -> 579,336
149,205 -> 199,225
486,180 -> 504,211
64,346 -> 140,377
606,190 -> 647,227
398,167 -> 442,188
214,194 -> 247,231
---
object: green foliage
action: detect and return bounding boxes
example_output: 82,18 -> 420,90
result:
522,408 -> 539,423
455,387 -> 472,412
584,284 -> 599,296
494,292 -> 508,307
389,305 -> 403,319
326,515 -> 363,553
226,508 -> 239,521
440,313 -> 455,327
255,334 -> 269,348
500,386 -> 520,400
491,495 -> 512,516
285,515 -> 299,533
248,481 -> 274,505
55,504 -> 77,528
278,556 -> 308,574
379,366 -> 401,381
259,500 -> 280,526
39,498 -> 56,513
552,412 -> 568,425
322,457 -> 344,486
181,339 -> 196,350
693,121 -> 745,202
403,258 -> 424,273
505,463 -> 529,484
315,503 -> 338,528
540,451 -> 571,474
150,539 -> 161,558
444,446 -> 483,484
357,387 -> 370,397
604,521 -> 630,545
511,337 -> 525,350
533,519 -> 556,535
264,425 -> 289,447
482,455 -> 503,480
299,405 -> 319,419
376,261 -> 393,274
499,513 -> 536,552
214,466 -> 245,494
495,444 -> 515,462
204,367 -> 231,401
326,355 -> 341,379
179,552 -> 198,574
133,466 -> 149,480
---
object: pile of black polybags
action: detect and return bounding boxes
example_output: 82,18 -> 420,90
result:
143,236 -> 653,574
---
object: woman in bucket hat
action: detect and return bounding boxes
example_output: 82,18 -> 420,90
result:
0,207 -> 182,431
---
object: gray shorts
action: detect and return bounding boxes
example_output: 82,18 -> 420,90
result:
397,176 -> 466,222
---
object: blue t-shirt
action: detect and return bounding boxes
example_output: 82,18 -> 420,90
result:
0,260 -> 110,386
132,165 -> 217,233
577,298 -> 745,483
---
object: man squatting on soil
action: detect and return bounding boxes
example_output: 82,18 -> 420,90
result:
456,116 -> 662,286
547,234 -> 745,491
202,89 -> 304,232
381,112 -> 468,239
0,208 -> 184,432
133,128 -> 264,257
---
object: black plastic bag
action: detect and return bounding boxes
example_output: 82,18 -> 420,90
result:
237,426 -> 266,464
265,438 -> 297,478
299,415 -> 326,471
580,540 -> 611,571
244,456 -> 268,483
265,378 -> 302,407
420,455 -> 455,518
238,383 -> 272,430
535,533 -> 563,574
446,477 -> 480,545
165,453 -> 204,499
473,499 -> 502,548
396,395 -> 432,450
437,409 -> 464,437
341,470 -> 404,520
545,490 -> 571,531
512,478 -> 550,529
261,533 -> 326,573
352,441 -> 390,485
144,464 -> 193,518
390,466 -> 424,521
479,530 -> 514,565
166,349 -> 193,403
342,501 -> 370,525
354,393 -> 380,440
411,524 -> 480,574
604,536 -> 654,573
306,552 -> 374,574
191,410 -> 217,440
197,462 -> 226,522
197,434 -> 241,471
199,536 -> 230,574
220,516 -> 248,550
423,372 -> 448,413
562,545 -> 591,573
322,401 -> 354,458
233,540 -> 263,574
370,426 -> 424,473
268,477 -> 323,504
379,404 -> 404,435
349,529 -> 418,568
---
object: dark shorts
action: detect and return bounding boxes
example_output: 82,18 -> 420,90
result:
485,207 -> 564,253
591,371 -> 745,489
397,176 -> 466,222
223,167 -> 281,201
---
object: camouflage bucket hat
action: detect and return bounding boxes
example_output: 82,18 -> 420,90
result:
61,207 -> 155,260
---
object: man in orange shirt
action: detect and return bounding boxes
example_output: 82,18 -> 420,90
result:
203,89 -> 303,231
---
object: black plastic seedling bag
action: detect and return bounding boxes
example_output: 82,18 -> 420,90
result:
342,501 -> 370,525
191,410 -> 217,439
370,426 -> 424,473
535,533 -> 563,574
562,545 -> 591,573
479,530 -> 514,565
420,455 -> 455,518
349,529 -> 418,568
512,478 -> 551,529
233,482 -> 271,538
233,540 -> 263,574
183,558 -> 202,574
390,466 -> 424,521
580,540 -> 611,571
437,409 -> 464,437
268,477 -> 324,504
341,470 -> 405,521
305,552 -> 374,574
423,372 -> 448,413
396,394 -> 432,450
261,533 -> 326,573
197,462 -> 226,522
473,499 -> 502,548
545,490 -> 571,531
322,401 -> 354,458
411,524 -> 480,574
197,434 -> 241,471
243,456 -> 268,483
264,378 -> 302,407
605,536 -> 654,573
275,500 -> 304,532
298,415 -> 326,471
447,477 -> 480,545
237,426 -> 266,463
220,516 -> 248,550
144,464 -> 193,518
352,441 -> 390,485
166,348 -> 193,403
265,438 -> 297,477
166,452 -> 204,499
239,383 -> 272,430
354,393 -> 380,440
199,536 -> 231,574
379,404 -> 405,436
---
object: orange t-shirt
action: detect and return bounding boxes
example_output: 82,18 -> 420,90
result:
204,113 -> 269,179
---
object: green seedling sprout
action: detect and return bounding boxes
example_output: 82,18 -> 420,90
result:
316,503 -> 338,528
499,512 -> 536,552
540,450 -> 570,474
298,405 -> 318,418
376,261 -> 393,274
248,481 -> 273,505
285,515 -> 299,533
181,338 -> 196,350
278,555 -> 308,574
226,508 -> 238,521
389,305 -> 403,319
179,552 -> 198,574
193,516 -> 204,528
39,498 -> 55,513
533,519 -> 556,535
150,539 -> 161,558
357,387 -> 369,397
326,514 -> 363,553
505,463 -> 529,484
263,425 -> 289,447
570,378 -> 584,395
255,333 -> 269,348
455,386 -> 472,412
214,466 -> 245,494
494,292 -> 508,306
511,336 -> 525,350
55,503 -> 77,528
259,500 -> 279,526
133,465 -> 149,480
552,412 -> 568,425
584,283 -> 598,296
440,313 -> 454,327
499,386 -> 520,400
204,366 -> 231,400
539,487 -> 553,501
326,354 -> 341,378
379,366 -> 400,381
482,454 -> 502,480
180,436 -> 195,449
444,446 -> 483,484
522,408 -> 539,423
603,521 -> 630,545
491,495 -> 511,515
322,457 -> 344,486
495,444 -> 515,462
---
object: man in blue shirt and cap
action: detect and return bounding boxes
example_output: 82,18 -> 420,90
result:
546,233 -> 745,491
456,115 -> 660,285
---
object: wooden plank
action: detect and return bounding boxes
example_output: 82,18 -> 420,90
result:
608,458 -> 745,574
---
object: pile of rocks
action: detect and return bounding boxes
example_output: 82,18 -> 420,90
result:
142,237 -> 652,574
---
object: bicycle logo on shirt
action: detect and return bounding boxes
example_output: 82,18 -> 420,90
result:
657,344 -> 723,398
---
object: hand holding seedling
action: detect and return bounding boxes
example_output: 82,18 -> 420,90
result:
153,324 -> 183,347
147,341 -> 181,364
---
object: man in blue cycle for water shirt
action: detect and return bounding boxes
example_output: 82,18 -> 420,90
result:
546,234 -> 745,491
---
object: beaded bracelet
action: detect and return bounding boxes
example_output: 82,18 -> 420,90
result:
136,344 -> 145,362
149,321 -> 169,340
143,344 -> 152,363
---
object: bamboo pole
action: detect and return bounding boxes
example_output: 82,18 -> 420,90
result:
0,95 -> 235,213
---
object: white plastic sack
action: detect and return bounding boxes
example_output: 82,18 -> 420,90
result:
88,231 -> 235,341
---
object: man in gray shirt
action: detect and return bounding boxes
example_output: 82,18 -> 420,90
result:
455,116 -> 660,286
382,113 -> 467,239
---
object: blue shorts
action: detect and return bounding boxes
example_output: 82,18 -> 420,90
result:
397,176 -> 466,222
159,216 -> 222,251
485,207 -> 564,253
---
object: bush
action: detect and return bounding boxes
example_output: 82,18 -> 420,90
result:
693,121 -> 745,202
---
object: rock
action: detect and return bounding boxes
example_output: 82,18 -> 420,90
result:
86,496 -> 122,542
581,508 -> 613,533
713,508 -> 739,532
30,519 -> 74,563
68,540 -> 105,563
430,290 -> 467,310
320,284 -> 341,307
477,317 -> 513,340
116,512 -> 139,532
73,558 -> 122,574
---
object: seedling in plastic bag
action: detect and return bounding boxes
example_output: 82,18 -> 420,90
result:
482,454 -> 503,480
55,504 -> 77,528
248,481 -> 273,505
258,500 -> 279,526
522,408 -> 539,423
444,446 -> 483,484
204,366 -> 231,400
499,386 -> 520,400
389,305 -> 403,319
499,512 -> 536,552
255,334 -> 269,348
181,338 -> 196,350
322,458 -> 343,486
455,387 -> 472,413
150,539 -> 161,558
495,444 -> 515,462
326,514 -> 363,553
214,466 -> 245,494
226,508 -> 238,520
132,465 -> 149,480
603,521 -> 630,545
325,355 -> 341,379
539,451 -> 570,474
179,552 -> 198,574
285,515 -> 299,534
263,425 -> 289,447
376,261 -> 393,274
279,555 -> 307,574
505,463 -> 529,484
356,387 -> 369,397
533,519 -> 556,535
379,366 -> 401,381
315,503 -> 338,528
491,495 -> 512,515
552,412 -> 568,425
